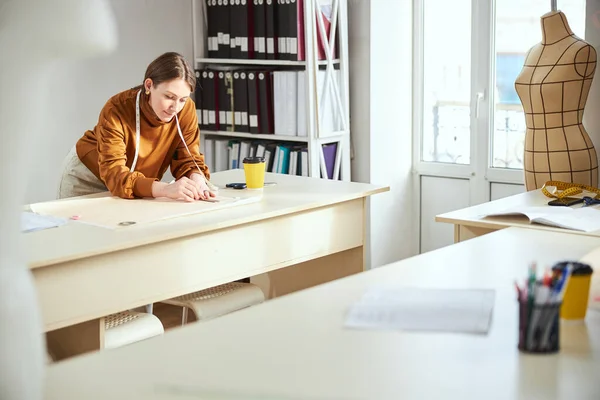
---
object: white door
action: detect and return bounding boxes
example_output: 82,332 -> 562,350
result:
414,0 -> 587,252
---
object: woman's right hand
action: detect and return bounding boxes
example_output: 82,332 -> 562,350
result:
152,177 -> 202,202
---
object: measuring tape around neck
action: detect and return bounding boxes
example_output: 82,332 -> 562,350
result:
131,89 -> 218,192
541,180 -> 600,199
130,89 -> 142,172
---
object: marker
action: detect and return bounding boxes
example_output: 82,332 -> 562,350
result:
514,280 -> 523,301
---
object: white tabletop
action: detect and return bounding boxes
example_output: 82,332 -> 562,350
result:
45,227 -> 600,400
436,188 -> 600,235
26,170 -> 387,269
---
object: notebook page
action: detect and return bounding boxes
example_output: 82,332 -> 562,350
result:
534,207 -> 600,232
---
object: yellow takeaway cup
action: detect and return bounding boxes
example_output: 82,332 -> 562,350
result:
552,261 -> 594,320
242,156 -> 266,189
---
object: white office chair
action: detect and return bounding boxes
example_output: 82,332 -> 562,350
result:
103,311 -> 164,349
162,282 -> 265,325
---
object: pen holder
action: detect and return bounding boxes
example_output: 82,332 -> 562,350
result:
518,298 -> 561,354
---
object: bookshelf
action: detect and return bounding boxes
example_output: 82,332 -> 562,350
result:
191,0 -> 351,181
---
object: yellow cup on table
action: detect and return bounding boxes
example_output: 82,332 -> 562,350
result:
553,261 -> 594,320
243,156 -> 266,189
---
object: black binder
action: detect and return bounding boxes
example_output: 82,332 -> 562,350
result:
201,70 -> 217,131
252,0 -> 266,59
247,71 -> 260,133
265,0 -> 277,59
233,71 -> 249,132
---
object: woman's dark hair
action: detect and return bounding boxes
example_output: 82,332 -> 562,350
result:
143,52 -> 196,91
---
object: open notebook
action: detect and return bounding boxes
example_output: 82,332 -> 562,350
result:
481,206 -> 600,232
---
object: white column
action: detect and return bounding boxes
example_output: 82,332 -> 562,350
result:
348,0 -> 416,268
0,2 -> 117,399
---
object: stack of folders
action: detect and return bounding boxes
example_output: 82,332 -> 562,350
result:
195,68 -> 342,137
203,139 -> 339,179
205,0 -> 337,61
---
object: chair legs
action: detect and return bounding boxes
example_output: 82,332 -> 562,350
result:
181,307 -> 189,325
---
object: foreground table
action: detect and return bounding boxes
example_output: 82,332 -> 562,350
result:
436,189 -> 600,242
45,227 -> 600,399
27,170 -> 387,359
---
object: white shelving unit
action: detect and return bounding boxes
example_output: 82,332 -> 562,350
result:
190,0 -> 351,181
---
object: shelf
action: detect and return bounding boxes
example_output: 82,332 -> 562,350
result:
201,130 -> 309,143
195,58 -> 340,67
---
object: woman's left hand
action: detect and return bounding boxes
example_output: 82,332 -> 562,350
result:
190,173 -> 217,200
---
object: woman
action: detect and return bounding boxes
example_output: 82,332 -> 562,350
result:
58,51 -> 216,202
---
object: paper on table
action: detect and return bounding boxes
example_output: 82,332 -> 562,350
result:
344,287 -> 496,334
154,384 -> 352,400
481,206 -> 600,232
30,193 -> 262,229
21,211 -> 68,233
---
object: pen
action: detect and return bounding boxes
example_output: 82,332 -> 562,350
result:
526,282 -> 550,350
514,280 -> 523,301
526,262 -> 537,342
539,264 -> 573,349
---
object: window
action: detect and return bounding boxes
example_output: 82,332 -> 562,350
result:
421,0 -> 471,165
420,0 -> 587,171
491,0 -> 586,170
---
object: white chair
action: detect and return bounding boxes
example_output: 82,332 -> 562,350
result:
103,311 -> 164,350
162,282 -> 265,325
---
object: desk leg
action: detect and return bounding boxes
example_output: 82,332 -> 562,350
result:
46,318 -> 104,361
455,225 -> 498,243
252,246 -> 364,299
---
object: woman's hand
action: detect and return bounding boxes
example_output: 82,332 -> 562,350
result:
190,173 -> 217,200
151,177 -> 204,202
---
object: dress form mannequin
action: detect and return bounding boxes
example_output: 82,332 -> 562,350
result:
0,1 -> 116,399
515,9 -> 598,190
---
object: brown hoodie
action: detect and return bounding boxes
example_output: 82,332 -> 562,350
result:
76,87 -> 209,199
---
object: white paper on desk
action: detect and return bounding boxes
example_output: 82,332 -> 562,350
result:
30,193 -> 262,229
481,206 -> 600,232
345,287 -> 496,334
21,211 -> 67,233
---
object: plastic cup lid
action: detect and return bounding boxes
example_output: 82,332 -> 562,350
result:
551,261 -> 593,276
243,156 -> 265,164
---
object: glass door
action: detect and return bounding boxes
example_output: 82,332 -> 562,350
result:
420,0 -> 472,169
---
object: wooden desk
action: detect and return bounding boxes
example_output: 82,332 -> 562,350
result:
45,227 -> 600,399
29,170 -> 387,359
436,189 -> 600,242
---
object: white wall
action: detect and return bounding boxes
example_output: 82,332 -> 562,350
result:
25,0 -> 193,204
348,0 -> 416,268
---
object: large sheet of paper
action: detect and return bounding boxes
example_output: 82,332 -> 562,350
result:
30,193 -> 261,229
345,287 -> 496,334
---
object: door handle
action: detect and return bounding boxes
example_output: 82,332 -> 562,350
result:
475,91 -> 485,119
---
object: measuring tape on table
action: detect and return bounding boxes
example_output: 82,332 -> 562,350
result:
541,181 -> 600,199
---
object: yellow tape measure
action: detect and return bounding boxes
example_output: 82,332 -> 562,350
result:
541,180 -> 600,199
